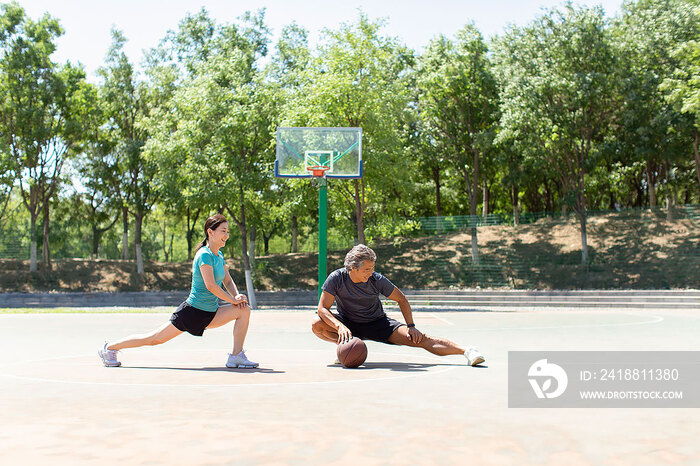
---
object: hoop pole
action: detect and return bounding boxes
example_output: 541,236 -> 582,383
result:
318,178 -> 328,299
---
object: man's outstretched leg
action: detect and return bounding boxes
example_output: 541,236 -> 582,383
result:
388,326 -> 485,366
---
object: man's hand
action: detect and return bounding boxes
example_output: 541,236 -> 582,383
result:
337,324 -> 352,344
408,326 -> 423,344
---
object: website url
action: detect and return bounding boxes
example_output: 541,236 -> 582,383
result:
580,391 -> 683,400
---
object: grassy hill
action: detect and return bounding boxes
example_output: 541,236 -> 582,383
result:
1,212 -> 698,292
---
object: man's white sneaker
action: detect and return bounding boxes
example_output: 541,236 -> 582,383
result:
98,342 -> 121,367
465,347 -> 485,366
226,350 -> 259,369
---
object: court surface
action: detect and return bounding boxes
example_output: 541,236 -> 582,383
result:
0,307 -> 698,465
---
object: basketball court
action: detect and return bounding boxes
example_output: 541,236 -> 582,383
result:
1,307 -> 697,464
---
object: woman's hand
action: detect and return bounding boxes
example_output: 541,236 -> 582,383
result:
336,324 -> 352,344
232,294 -> 248,305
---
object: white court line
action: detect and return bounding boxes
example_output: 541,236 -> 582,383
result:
0,350 -> 460,388
426,313 -> 455,326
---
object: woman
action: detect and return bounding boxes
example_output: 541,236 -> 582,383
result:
98,214 -> 258,368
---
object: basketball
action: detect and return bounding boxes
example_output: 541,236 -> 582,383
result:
336,337 -> 367,368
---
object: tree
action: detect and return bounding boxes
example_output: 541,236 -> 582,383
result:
0,130 -> 14,225
146,10 -> 275,307
304,13 -> 415,244
661,3 -> 700,189
417,25 -> 499,263
493,5 -> 618,265
70,133 -> 121,257
98,29 -> 158,274
614,0 -> 700,208
0,3 -> 91,271
270,23 -> 320,252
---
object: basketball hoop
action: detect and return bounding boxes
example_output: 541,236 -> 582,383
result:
306,165 -> 331,178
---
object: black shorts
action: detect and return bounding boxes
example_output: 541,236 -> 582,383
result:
333,312 -> 404,344
170,301 -> 217,336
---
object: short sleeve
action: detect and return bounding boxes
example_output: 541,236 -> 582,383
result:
373,272 -> 395,297
199,250 -> 216,267
322,270 -> 339,296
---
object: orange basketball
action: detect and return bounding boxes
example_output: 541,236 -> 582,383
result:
336,337 -> 367,368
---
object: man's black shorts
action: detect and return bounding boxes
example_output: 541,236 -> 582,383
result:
333,312 -> 404,343
170,301 -> 217,336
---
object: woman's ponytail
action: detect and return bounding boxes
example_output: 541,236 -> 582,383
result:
195,213 -> 228,253
195,237 -> 207,252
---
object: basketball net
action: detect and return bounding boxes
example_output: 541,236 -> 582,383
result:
306,165 -> 330,178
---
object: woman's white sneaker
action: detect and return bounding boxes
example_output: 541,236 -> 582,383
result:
98,342 -> 121,367
226,350 -> 259,368
465,347 -> 485,366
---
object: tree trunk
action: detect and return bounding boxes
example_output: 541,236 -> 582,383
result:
354,179 -> 365,244
291,215 -> 298,253
351,213 -> 359,245
646,163 -> 657,209
543,179 -> 554,213
482,179 -> 489,219
469,149 -> 479,264
161,218 -> 169,261
634,180 -> 644,208
92,225 -> 100,257
121,206 -> 129,260
249,224 -> 256,271
512,185 -> 520,227
264,235 -> 270,256
673,184 -> 679,207
576,174 -> 589,265
187,207 -> 193,260
234,190 -> 256,309
42,201 -> 51,270
579,211 -> 589,266
29,214 -> 38,272
134,209 -> 144,274
470,226 -> 479,265
665,162 -> 674,221
694,129 -> 700,186
433,165 -> 442,234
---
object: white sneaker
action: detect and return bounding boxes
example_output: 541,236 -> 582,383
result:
98,342 -> 121,367
226,350 -> 259,368
465,347 -> 485,366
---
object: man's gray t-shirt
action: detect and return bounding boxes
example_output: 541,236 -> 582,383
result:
322,268 -> 396,323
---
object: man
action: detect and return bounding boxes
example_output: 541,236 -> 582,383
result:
311,244 -> 485,366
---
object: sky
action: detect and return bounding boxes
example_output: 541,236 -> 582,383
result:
17,0 -> 626,81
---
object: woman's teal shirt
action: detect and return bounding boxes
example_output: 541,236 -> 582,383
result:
186,246 -> 225,312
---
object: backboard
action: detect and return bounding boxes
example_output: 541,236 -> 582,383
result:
275,127 -> 362,178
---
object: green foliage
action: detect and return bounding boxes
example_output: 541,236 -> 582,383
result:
418,24 -> 499,210
1,2 -> 699,274
0,2 -> 92,270
295,13 -> 416,242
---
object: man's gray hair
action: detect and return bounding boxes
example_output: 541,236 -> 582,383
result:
344,244 -> 376,270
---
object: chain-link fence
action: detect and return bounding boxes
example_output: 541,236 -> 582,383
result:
412,205 -> 700,289
417,205 -> 700,232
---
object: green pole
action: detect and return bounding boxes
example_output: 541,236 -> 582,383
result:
318,178 -> 328,299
